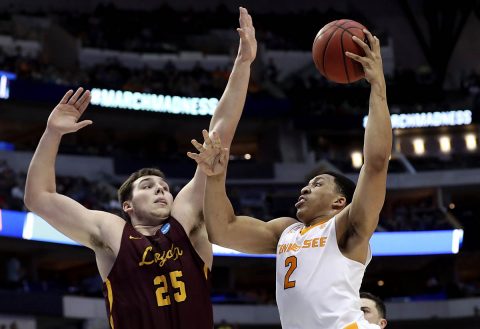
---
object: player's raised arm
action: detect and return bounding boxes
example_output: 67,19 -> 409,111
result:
187,130 -> 296,254
338,31 -> 392,260
24,88 -> 122,250
173,7 -> 257,232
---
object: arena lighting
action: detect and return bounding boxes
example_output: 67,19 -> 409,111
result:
0,209 -> 464,256
439,136 -> 451,153
413,138 -> 425,155
90,88 -> 219,116
363,110 -> 472,129
0,70 -> 16,100
465,133 -> 477,151
350,151 -> 363,168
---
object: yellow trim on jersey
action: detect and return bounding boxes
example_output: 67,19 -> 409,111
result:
105,279 -> 115,329
203,264 -> 209,280
343,322 -> 359,329
300,218 -> 330,235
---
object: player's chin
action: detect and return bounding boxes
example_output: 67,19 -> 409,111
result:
154,208 -> 171,219
296,208 -> 307,222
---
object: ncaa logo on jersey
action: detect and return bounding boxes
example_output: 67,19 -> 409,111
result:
161,223 -> 171,235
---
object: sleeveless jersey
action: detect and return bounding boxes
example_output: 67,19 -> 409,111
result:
276,217 -> 372,329
102,216 -> 213,329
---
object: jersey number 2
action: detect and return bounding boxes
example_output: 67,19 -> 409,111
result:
154,271 -> 187,306
284,256 -> 297,289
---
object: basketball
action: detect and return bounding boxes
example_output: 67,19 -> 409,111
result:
312,19 -> 368,84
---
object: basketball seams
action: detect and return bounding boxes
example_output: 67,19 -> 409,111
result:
340,29 -> 350,83
317,20 -> 352,40
322,27 -> 342,77
313,19 -> 366,83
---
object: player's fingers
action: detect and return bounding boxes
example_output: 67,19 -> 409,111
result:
186,152 -> 201,162
352,36 -> 372,56
372,35 -> 381,53
246,11 -> 253,27
345,52 -> 367,65
219,148 -> 229,166
76,89 -> 90,108
237,28 -> 245,39
191,139 -> 204,152
68,87 -> 84,105
60,90 -> 74,104
202,129 -> 212,145
78,92 -> 91,113
363,29 -> 375,49
239,7 -> 248,27
74,120 -> 93,131
212,131 -> 222,147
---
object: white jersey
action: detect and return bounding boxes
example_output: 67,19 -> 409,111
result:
275,217 -> 373,329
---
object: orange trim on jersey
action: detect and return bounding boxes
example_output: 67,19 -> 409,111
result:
300,218 -> 330,235
105,279 -> 115,329
203,264 -> 209,280
343,322 -> 359,329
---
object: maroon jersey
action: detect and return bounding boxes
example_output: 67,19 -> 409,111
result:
102,216 -> 213,329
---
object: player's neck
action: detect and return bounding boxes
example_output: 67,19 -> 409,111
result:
306,213 -> 335,227
132,222 -> 166,236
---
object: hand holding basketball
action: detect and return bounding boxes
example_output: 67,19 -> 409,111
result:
345,29 -> 384,86
312,19 -> 370,84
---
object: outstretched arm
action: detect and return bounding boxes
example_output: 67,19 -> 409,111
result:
173,7 -> 257,231
24,88 -> 122,250
337,31 -> 392,261
188,131 -> 296,254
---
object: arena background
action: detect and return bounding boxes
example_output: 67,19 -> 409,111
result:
0,0 -> 479,328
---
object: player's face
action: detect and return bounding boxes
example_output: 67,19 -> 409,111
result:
127,175 -> 174,224
295,174 -> 343,224
360,298 -> 386,328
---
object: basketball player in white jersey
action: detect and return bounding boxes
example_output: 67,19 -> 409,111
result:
188,30 -> 391,329
360,292 -> 388,328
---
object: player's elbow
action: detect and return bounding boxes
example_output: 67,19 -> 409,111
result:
24,189 -> 47,212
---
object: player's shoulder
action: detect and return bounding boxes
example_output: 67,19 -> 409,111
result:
267,217 -> 299,235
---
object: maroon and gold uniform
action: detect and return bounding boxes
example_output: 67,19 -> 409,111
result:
102,216 -> 212,329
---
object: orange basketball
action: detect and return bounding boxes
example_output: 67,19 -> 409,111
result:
312,19 -> 368,84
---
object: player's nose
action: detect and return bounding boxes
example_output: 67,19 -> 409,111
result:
301,186 -> 310,194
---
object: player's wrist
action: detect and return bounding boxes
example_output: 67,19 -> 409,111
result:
234,57 -> 254,66
370,78 -> 386,92
45,126 -> 65,139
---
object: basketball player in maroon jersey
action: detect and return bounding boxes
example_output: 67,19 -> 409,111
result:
24,7 -> 256,329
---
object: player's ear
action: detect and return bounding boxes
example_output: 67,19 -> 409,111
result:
123,201 -> 133,213
332,196 -> 346,210
380,319 -> 387,328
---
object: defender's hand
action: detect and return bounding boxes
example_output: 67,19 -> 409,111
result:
187,130 -> 229,177
236,7 -> 257,64
47,88 -> 93,136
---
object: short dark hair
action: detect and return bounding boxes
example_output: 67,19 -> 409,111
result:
117,168 -> 166,222
360,291 -> 386,319
319,171 -> 356,205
